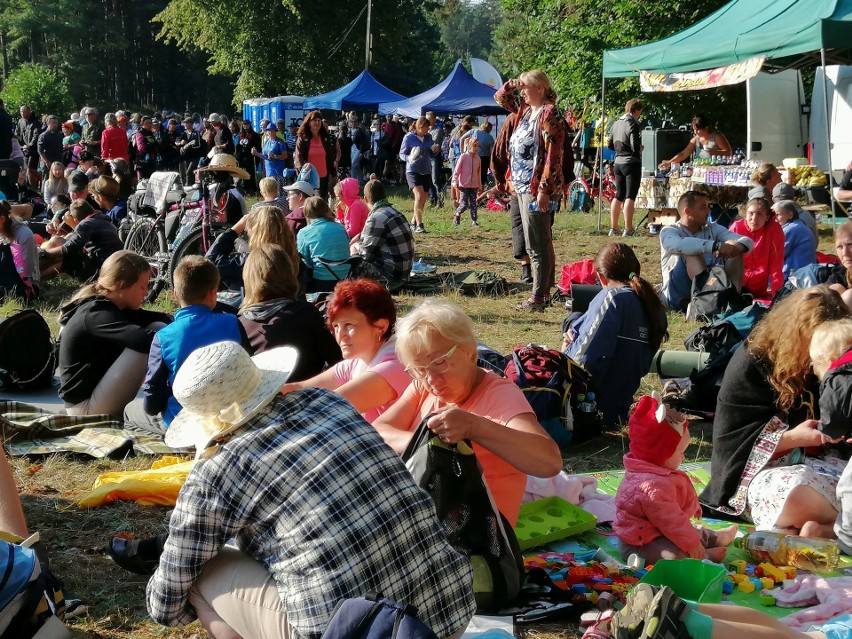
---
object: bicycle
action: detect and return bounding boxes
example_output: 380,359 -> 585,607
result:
124,170 -> 230,302
566,159 -> 616,213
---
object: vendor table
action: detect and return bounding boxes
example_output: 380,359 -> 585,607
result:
636,176 -> 751,210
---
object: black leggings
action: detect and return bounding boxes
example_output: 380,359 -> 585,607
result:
614,162 -> 641,201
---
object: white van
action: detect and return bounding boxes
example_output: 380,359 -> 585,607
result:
810,65 -> 852,178
746,70 -> 808,163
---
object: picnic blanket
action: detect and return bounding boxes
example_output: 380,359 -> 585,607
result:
0,401 -> 188,458
77,456 -> 195,508
551,463 -> 852,619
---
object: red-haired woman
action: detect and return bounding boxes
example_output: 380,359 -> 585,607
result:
279,278 -> 409,422
295,111 -> 340,200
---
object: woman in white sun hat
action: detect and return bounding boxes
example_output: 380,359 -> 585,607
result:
197,153 -> 249,225
147,341 -> 475,639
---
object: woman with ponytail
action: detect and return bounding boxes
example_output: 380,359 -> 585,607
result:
563,242 -> 668,425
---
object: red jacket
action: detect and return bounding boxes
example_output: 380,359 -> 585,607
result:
614,454 -> 702,552
729,217 -> 785,303
100,126 -> 130,162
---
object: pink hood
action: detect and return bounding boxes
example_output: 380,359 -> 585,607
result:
340,178 -> 360,206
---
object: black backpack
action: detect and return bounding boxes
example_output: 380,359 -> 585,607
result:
402,418 -> 523,614
686,266 -> 746,322
0,310 -> 56,391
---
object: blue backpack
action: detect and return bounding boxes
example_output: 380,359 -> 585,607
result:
321,594 -> 437,639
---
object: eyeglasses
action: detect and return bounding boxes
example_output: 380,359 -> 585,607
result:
404,345 -> 458,380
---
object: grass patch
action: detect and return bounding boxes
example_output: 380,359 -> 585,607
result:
10,189 -> 839,638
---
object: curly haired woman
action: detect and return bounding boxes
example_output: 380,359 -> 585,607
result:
701,286 -> 849,535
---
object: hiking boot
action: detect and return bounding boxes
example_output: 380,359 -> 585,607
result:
107,534 -> 167,576
516,297 -> 548,312
520,264 -> 533,283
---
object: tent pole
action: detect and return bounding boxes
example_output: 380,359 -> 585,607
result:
820,48 -> 837,229
597,77 -> 605,231
364,0 -> 373,70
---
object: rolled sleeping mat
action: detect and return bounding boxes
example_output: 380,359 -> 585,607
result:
650,350 -> 711,379
569,284 -> 603,313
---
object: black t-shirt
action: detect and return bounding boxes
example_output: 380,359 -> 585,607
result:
58,297 -> 171,405
841,170 -> 852,192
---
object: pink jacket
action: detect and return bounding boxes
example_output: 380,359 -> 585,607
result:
452,152 -> 482,189
614,453 -> 702,552
339,177 -> 368,238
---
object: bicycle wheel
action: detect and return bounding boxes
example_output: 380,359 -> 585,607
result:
601,175 -> 616,207
124,218 -> 170,303
168,224 -> 228,286
567,179 -> 594,213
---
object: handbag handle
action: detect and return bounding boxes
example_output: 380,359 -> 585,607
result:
400,414 -> 435,463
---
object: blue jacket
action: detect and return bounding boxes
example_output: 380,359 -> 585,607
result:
142,305 -> 245,426
781,218 -> 817,276
565,286 -> 666,425
399,132 -> 435,175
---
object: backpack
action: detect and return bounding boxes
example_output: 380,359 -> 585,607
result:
0,537 -> 68,639
446,271 -> 507,297
0,243 -> 34,301
503,344 -> 602,448
556,259 -> 598,294
569,187 -> 593,213
0,310 -> 56,391
686,266 -> 745,322
683,321 -> 742,356
401,418 -> 523,614
321,594 -> 437,639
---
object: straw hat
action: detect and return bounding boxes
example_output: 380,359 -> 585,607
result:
206,153 -> 250,180
165,342 -> 297,452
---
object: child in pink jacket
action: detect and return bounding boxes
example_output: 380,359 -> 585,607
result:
614,393 -> 738,563
451,137 -> 482,227
337,177 -> 369,240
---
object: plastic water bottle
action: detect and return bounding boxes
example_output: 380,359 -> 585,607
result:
734,531 -> 839,572
578,392 -> 597,415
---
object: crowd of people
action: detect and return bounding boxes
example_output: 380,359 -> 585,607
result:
5,74 -> 852,639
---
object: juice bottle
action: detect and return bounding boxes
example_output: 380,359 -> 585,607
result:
734,531 -> 840,572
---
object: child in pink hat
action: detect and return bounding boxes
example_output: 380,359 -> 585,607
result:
614,393 -> 739,563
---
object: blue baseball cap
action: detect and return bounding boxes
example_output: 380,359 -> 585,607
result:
265,123 -> 278,131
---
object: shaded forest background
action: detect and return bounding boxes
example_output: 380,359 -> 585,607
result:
0,0 -> 746,143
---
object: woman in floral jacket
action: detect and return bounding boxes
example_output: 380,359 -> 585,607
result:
495,71 -> 565,311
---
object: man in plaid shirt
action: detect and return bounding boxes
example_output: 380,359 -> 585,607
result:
357,179 -> 415,284
147,386 -> 475,639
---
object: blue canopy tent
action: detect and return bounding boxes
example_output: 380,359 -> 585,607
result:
379,60 -> 507,117
303,70 -> 405,111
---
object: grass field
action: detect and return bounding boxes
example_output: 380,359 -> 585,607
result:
7,190 -> 839,638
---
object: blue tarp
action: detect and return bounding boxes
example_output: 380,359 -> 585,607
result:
379,60 -> 507,117
303,70 -> 405,111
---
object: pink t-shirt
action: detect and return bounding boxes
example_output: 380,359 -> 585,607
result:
405,371 -> 534,525
307,138 -> 328,178
333,336 -> 410,423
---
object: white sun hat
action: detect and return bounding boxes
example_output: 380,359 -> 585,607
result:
164,341 -> 297,453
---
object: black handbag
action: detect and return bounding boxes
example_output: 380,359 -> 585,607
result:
401,417 -> 523,614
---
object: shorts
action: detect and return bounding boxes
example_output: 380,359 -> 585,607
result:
614,162 -> 641,201
812,613 -> 852,639
406,172 -> 433,192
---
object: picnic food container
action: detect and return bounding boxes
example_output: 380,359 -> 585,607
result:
514,497 -> 597,550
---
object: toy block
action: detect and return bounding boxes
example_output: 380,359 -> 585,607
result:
722,580 -> 734,595
737,581 -> 755,593
730,573 -> 748,583
758,564 -> 786,583
728,560 -> 747,574
759,595 -> 776,606
760,578 -> 774,590
781,566 -> 797,579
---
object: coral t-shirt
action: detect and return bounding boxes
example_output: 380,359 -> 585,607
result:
333,336 -> 410,423
405,371 -> 534,525
307,138 -> 328,178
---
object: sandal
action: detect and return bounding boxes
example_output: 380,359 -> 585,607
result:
107,534 -> 166,576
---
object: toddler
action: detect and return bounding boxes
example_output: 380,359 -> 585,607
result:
809,318 -> 852,550
451,137 -> 482,227
614,392 -> 738,562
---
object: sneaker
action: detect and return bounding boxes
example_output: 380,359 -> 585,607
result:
471,221 -> 479,227
516,297 -> 548,312
581,610 -> 615,639
107,534 -> 166,576
453,214 -> 461,226
639,586 -> 690,639
414,224 -> 426,234
411,259 -> 437,274
608,228 -> 619,236
622,228 -> 636,237
611,583 -> 659,639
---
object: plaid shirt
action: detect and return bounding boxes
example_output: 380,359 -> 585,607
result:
147,389 -> 474,638
359,202 -> 414,281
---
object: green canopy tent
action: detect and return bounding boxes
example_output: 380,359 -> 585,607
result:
598,0 -> 852,227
